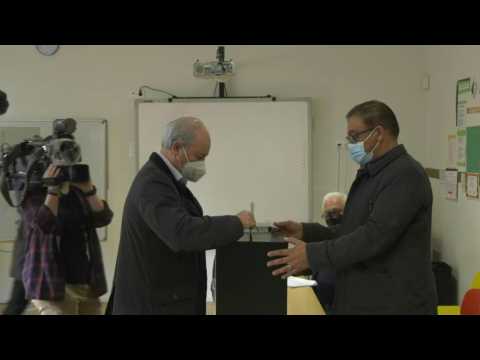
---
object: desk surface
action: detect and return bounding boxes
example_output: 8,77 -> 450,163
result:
287,287 -> 325,315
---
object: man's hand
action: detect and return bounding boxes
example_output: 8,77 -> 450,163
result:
237,211 -> 256,229
266,237 -> 310,279
272,220 -> 303,240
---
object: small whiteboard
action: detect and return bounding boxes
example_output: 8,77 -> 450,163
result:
136,99 -> 312,302
0,119 -> 109,242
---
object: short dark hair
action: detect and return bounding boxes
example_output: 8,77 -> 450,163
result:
0,90 -> 8,115
346,100 -> 399,138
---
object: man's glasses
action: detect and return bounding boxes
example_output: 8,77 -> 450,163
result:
345,128 -> 374,144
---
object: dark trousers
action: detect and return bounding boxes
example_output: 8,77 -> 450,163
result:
2,280 -> 29,315
313,271 -> 336,315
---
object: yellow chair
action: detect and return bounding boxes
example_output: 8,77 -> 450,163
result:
437,305 -> 461,315
470,273 -> 480,289
438,272 -> 480,315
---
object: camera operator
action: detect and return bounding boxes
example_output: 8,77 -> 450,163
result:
20,157 -> 113,314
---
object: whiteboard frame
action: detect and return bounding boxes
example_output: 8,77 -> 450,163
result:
0,118 -> 109,242
134,98 -> 313,222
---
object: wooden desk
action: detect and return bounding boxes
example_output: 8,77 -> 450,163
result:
287,287 -> 325,315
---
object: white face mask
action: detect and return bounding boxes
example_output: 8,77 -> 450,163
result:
181,147 -> 206,182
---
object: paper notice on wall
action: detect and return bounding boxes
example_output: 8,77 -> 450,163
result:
448,134 -> 457,168
466,173 -> 479,199
457,78 -> 471,127
445,169 -> 458,201
457,128 -> 467,171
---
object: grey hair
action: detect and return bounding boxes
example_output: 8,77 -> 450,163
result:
321,192 -> 347,217
161,117 -> 204,150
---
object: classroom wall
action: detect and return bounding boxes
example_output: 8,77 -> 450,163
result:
0,45 -> 427,302
425,46 -> 480,301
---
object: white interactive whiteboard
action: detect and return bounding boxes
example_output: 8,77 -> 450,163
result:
0,119 -> 109,242
136,99 -> 312,302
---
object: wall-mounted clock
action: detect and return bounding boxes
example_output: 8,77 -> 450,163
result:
35,45 -> 60,56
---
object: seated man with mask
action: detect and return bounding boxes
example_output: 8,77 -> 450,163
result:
312,192 -> 346,313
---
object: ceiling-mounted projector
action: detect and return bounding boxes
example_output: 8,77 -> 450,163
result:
193,46 -> 235,81
193,60 -> 235,80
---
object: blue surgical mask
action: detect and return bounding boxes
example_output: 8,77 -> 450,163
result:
347,128 -> 380,166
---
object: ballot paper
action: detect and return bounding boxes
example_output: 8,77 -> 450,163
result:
287,276 -> 318,288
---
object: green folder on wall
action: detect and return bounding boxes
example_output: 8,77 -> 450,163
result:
467,126 -> 480,172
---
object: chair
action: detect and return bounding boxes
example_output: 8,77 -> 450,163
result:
438,288 -> 480,315
460,289 -> 480,315
470,272 -> 480,289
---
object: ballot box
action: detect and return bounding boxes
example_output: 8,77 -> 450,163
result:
215,225 -> 288,315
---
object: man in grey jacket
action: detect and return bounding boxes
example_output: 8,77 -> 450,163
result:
110,117 -> 255,314
267,100 -> 437,314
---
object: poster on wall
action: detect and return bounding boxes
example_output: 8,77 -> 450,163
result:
448,133 -> 457,168
457,128 -> 467,171
460,172 -> 466,195
466,126 -> 480,173
445,169 -> 458,201
466,173 -> 479,199
466,80 -> 480,121
456,78 -> 471,127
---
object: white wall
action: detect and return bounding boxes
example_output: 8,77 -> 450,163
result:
425,46 -> 480,301
0,45 -> 428,303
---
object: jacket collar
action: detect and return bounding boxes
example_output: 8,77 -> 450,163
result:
149,152 -> 178,184
149,152 -> 201,213
361,144 -> 407,177
156,151 -> 184,183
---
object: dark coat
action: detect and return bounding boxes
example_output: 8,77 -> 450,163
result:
110,153 -> 244,314
305,145 -> 437,314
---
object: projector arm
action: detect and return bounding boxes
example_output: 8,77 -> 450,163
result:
217,46 -> 226,98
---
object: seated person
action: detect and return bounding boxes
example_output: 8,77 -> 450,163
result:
312,192 -> 346,314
